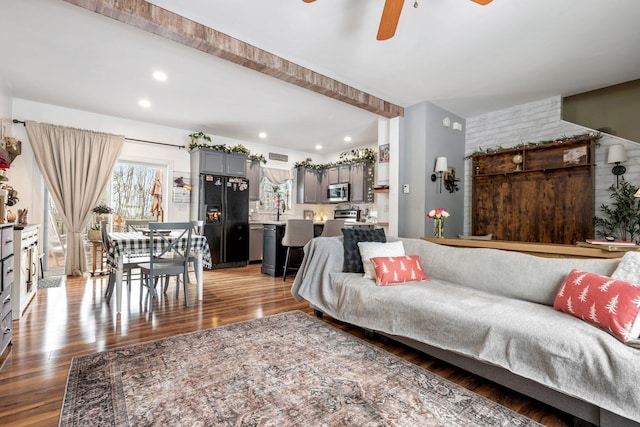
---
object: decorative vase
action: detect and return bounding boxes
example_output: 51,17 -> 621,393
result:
434,219 -> 444,238
96,213 -> 111,224
88,229 -> 102,242
6,210 -> 16,223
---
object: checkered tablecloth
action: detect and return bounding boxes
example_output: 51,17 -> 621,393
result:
106,232 -> 212,270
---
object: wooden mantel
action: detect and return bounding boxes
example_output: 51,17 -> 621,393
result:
422,237 -> 626,259
63,0 -> 404,119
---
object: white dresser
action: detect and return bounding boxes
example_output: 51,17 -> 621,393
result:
12,225 -> 40,320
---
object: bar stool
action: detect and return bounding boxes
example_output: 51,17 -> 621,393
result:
282,219 -> 314,281
319,219 -> 345,237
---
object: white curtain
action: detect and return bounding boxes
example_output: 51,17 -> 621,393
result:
262,167 -> 291,185
25,121 -> 124,276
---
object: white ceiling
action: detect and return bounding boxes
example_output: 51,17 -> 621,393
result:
1,0 -> 639,154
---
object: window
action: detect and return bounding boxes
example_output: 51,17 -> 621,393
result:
260,177 -> 292,212
109,162 -> 165,220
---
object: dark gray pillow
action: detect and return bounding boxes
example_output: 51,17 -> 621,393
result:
342,228 -> 386,273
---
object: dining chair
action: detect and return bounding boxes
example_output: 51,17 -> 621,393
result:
185,220 -> 204,284
137,222 -> 193,309
319,219 -> 345,237
102,221 -> 149,301
281,219 -> 314,282
125,218 -> 158,232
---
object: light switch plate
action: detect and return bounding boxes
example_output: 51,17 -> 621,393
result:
403,184 -> 410,193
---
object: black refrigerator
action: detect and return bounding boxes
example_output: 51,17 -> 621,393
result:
200,174 -> 249,268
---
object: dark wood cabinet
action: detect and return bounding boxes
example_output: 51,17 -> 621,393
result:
471,137 -> 596,244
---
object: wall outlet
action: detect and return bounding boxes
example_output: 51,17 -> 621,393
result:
403,184 -> 410,194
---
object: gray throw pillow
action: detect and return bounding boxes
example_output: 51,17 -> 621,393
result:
342,228 -> 386,273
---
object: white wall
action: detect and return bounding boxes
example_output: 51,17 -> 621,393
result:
464,96 -> 640,236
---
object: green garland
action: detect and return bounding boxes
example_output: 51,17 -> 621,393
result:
294,147 -> 376,169
188,132 -> 267,164
465,132 -> 602,159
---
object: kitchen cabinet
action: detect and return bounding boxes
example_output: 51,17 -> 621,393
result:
296,168 -> 323,204
261,223 -> 286,276
246,159 -> 261,201
471,136 -> 596,244
297,161 -> 375,205
349,161 -> 375,203
12,225 -> 39,320
327,165 -> 350,185
190,148 -> 247,177
0,224 -> 13,360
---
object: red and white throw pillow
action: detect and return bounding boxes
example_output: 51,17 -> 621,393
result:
553,269 -> 640,342
370,255 -> 428,286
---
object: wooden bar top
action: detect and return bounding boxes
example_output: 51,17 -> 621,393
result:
421,237 -> 626,259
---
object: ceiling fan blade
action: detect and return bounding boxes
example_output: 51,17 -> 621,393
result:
470,0 -> 493,5
302,0 -> 316,3
377,0 -> 404,41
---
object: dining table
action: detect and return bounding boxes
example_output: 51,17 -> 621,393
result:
106,231 -> 212,313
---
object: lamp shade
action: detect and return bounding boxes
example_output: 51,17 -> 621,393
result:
434,157 -> 448,173
607,144 -> 627,164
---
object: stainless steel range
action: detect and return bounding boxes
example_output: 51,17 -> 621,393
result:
334,208 -> 361,223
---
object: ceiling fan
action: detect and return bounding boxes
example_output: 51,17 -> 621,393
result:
303,0 -> 493,41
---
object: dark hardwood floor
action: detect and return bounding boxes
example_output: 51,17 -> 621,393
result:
0,264 -> 572,426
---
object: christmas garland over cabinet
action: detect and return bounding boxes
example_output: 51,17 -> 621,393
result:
471,137 -> 597,244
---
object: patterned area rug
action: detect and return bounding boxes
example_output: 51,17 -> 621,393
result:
38,275 -> 64,288
60,311 -> 541,426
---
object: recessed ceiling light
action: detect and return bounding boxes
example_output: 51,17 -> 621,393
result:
258,132 -> 267,139
138,98 -> 151,108
315,145 -> 323,150
152,71 -> 167,82
344,136 -> 352,142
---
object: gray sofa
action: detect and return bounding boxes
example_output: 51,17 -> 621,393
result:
291,236 -> 640,427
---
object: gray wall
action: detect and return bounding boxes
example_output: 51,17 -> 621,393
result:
399,101 -> 465,238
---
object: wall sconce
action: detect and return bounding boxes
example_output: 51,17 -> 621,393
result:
430,157 -> 448,193
607,144 -> 627,187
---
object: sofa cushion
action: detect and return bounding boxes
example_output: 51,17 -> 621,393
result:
370,255 -> 428,286
358,241 -> 405,279
612,251 -> 640,285
554,269 -> 640,342
342,228 -> 386,273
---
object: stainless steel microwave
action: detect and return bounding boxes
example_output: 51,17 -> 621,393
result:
327,183 -> 349,203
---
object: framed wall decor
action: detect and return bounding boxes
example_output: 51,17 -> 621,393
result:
379,144 -> 389,163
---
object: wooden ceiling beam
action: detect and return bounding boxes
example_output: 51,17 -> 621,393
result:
63,0 -> 404,118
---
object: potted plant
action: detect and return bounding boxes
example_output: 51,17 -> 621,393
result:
88,224 -> 102,242
93,204 -> 113,223
593,179 -> 640,242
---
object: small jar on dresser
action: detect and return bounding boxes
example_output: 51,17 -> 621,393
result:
0,224 -> 15,360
